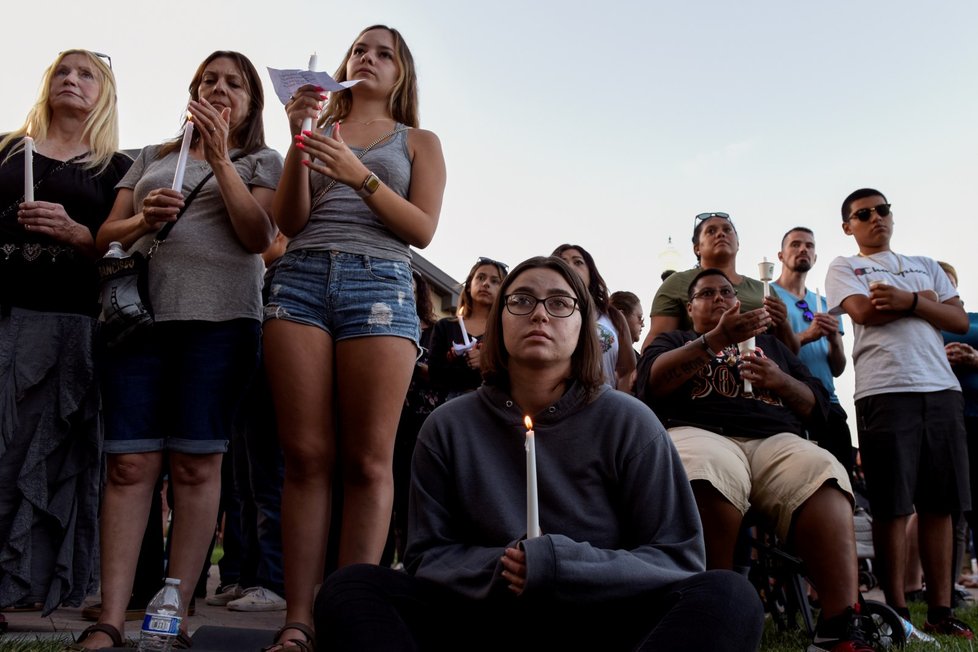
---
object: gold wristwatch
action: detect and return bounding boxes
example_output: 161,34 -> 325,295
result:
355,172 -> 381,198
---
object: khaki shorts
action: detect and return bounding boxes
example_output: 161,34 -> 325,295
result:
669,427 -> 853,540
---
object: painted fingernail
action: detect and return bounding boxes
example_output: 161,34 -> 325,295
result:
319,94 -> 327,100
302,130 -> 312,136
295,142 -> 305,150
314,86 -> 324,92
301,160 -> 310,167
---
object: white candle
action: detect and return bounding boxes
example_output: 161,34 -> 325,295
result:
171,121 -> 194,191
457,313 -> 472,348
23,137 -> 34,202
738,337 -> 756,395
815,287 -> 822,313
758,257 -> 775,297
301,53 -> 318,134
524,416 -> 541,539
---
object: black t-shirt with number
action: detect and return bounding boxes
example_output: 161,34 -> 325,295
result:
635,331 -> 829,438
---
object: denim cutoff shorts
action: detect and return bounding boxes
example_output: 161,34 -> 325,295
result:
101,319 -> 261,455
263,250 -> 420,344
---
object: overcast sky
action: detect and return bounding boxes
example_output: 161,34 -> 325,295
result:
7,0 -> 978,420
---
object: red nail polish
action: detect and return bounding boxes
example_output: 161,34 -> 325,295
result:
301,160 -> 310,167
295,142 -> 305,149
302,130 -> 312,136
319,94 -> 327,100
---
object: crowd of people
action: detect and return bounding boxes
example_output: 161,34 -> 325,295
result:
0,27 -> 976,652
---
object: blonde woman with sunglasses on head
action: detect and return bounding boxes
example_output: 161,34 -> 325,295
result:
0,49 -> 131,618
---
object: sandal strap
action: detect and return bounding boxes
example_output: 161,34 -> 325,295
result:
76,622 -> 124,647
262,622 -> 315,651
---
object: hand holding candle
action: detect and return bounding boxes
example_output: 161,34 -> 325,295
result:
171,121 -> 194,191
300,53 -> 318,134
758,257 -> 775,297
23,137 -> 34,202
738,337 -> 756,395
524,416 -> 540,539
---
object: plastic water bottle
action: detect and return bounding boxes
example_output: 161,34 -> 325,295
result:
137,578 -> 183,651
105,241 -> 126,258
900,617 -> 940,646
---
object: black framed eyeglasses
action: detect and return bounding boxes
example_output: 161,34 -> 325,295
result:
504,293 -> 578,318
795,299 -> 815,322
690,287 -> 737,301
477,257 -> 508,273
848,203 -> 891,222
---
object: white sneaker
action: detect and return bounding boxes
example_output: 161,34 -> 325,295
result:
227,586 -> 287,612
205,583 -> 244,606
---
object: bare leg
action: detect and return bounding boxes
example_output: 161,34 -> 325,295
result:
919,512 -> 954,609
83,452 -> 164,649
263,320 -> 335,645
790,485 -> 859,618
335,337 -> 416,565
905,513 -> 924,593
690,481 -> 743,570
874,514 -> 910,610
168,452 -> 224,623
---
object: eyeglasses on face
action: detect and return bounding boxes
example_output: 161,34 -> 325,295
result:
848,203 -> 891,222
690,286 -> 737,301
504,293 -> 578,318
795,299 -> 815,322
477,257 -> 508,273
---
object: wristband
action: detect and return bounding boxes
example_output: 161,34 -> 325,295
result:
906,292 -> 918,316
698,334 -> 717,357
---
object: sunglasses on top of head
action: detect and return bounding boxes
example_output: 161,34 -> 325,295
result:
694,212 -> 731,225
476,257 -> 509,273
848,203 -> 891,222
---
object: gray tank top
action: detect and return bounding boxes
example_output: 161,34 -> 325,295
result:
287,123 -> 412,262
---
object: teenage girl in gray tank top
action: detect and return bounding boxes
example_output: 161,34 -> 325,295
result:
263,25 -> 446,651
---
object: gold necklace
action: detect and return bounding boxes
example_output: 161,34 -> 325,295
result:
857,251 -> 904,275
340,117 -> 392,127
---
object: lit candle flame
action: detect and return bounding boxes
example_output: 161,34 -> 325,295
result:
524,416 -> 533,430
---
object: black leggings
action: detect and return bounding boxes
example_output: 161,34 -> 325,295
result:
315,564 -> 764,652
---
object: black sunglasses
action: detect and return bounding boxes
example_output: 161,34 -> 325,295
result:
59,50 -> 112,70
795,299 -> 814,322
476,257 -> 508,273
695,212 -> 731,223
849,203 -> 891,222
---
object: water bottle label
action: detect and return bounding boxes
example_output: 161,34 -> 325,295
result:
141,613 -> 181,636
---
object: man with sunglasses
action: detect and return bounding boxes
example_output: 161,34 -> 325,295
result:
771,227 -> 853,476
826,188 -> 972,638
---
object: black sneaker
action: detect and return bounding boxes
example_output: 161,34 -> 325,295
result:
808,604 -> 875,652
923,615 -> 974,639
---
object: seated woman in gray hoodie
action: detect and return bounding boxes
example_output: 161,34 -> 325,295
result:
314,255 -> 764,652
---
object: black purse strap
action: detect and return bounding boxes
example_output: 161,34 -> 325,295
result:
149,152 -> 246,255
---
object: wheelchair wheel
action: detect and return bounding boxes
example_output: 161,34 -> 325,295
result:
861,600 -> 906,650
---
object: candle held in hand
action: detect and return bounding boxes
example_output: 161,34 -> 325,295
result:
301,53 -> 318,134
171,121 -> 194,191
23,137 -> 34,202
738,337 -> 756,395
524,416 -> 540,539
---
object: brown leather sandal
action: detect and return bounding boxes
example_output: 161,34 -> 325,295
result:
64,622 -> 125,650
261,622 -> 315,651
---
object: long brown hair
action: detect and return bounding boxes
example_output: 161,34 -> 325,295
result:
321,25 -> 420,129
481,256 -> 604,400
157,51 -> 267,159
457,258 -> 508,318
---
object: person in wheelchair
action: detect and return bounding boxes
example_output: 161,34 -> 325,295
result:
636,269 -> 870,652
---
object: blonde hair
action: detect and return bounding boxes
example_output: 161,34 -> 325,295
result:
321,25 -> 420,129
1,49 -> 119,173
